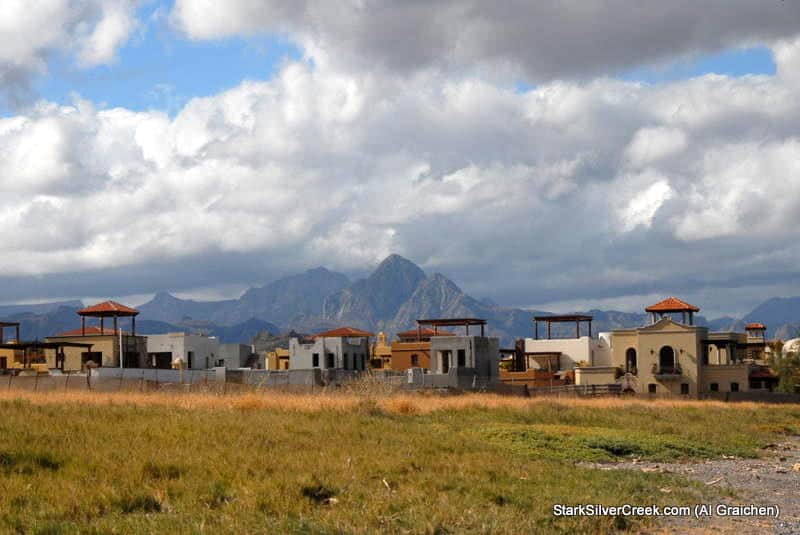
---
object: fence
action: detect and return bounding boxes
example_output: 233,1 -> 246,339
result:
0,369 -> 225,394
528,384 -> 622,398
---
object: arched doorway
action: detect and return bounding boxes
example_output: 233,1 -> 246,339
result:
625,348 -> 637,374
659,346 -> 676,373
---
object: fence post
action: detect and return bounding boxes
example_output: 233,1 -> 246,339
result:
34,373 -> 39,392
140,369 -> 145,392
64,373 -> 70,392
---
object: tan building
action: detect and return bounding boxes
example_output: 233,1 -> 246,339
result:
371,328 -> 455,370
45,301 -> 147,370
266,347 -> 290,370
602,297 -> 764,397
526,297 -> 771,398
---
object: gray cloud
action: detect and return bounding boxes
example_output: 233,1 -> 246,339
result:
172,0 -> 800,80
2,4 -> 800,317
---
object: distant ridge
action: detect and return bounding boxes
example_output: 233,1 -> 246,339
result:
5,257 -> 800,344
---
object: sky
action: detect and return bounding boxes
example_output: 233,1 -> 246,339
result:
1,0 -> 800,319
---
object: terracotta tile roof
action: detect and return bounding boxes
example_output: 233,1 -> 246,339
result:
51,326 -> 126,337
397,327 -> 455,338
745,322 -> 767,330
645,297 -> 700,313
315,326 -> 374,338
78,300 -> 139,316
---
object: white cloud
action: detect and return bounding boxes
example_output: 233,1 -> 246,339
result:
625,127 -> 687,167
0,0 -> 137,102
618,178 -> 674,232
2,12 -> 800,308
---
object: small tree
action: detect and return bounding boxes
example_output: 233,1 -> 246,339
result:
769,340 -> 800,394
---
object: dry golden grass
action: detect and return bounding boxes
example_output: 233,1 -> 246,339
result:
0,388 -> 773,414
1,388 -> 796,534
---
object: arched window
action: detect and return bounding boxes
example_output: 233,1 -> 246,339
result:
659,346 -> 676,373
625,348 -> 637,374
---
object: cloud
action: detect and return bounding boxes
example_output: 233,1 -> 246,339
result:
171,0 -> 800,80
0,0 -> 137,104
2,10 -> 800,312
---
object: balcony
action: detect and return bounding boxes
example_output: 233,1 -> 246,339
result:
652,363 -> 682,380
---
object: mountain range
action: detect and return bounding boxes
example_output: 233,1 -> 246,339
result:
2,254 -> 800,345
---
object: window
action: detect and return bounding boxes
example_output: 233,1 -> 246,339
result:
411,354 -> 419,367
343,353 -> 349,370
710,382 -> 719,392
625,348 -> 637,374
659,346 -> 676,372
648,384 -> 657,394
82,351 -> 104,367
730,382 -> 739,392
0,357 -> 5,369
680,383 -> 689,395
312,353 -> 319,368
187,351 -> 194,369
326,353 -> 335,368
457,349 -> 466,367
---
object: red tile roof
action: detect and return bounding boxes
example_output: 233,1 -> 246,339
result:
51,326 -> 126,337
315,326 -> 374,338
78,300 -> 139,316
396,327 -> 455,338
645,297 -> 700,313
745,322 -> 767,331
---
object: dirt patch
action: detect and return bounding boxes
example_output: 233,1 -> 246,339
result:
582,438 -> 800,534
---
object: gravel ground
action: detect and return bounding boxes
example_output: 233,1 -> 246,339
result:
581,438 -> 800,534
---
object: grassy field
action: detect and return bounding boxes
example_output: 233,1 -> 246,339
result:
0,391 -> 798,534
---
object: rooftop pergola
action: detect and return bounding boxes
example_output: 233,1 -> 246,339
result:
533,315 -> 593,340
77,301 -> 139,336
0,341 -> 94,370
416,318 -> 487,337
0,321 -> 20,344
645,297 -> 699,326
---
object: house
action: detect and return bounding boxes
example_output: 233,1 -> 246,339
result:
371,332 -> 393,369
526,315 -> 612,371
146,332 -> 220,369
289,327 -> 372,371
371,328 -> 456,370
0,321 -> 94,374
420,319 -> 500,385
526,297 -> 771,398
266,347 -> 290,370
219,343 -> 260,369
45,301 -> 147,369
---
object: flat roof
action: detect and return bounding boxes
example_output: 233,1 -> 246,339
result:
0,321 -> 20,327
0,341 -> 94,350
533,315 -> 593,322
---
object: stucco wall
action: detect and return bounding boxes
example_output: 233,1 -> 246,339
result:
389,341 -> 430,370
290,337 -> 370,370
146,333 -> 220,369
701,364 -> 750,393
429,336 -> 499,379
524,336 -> 611,370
